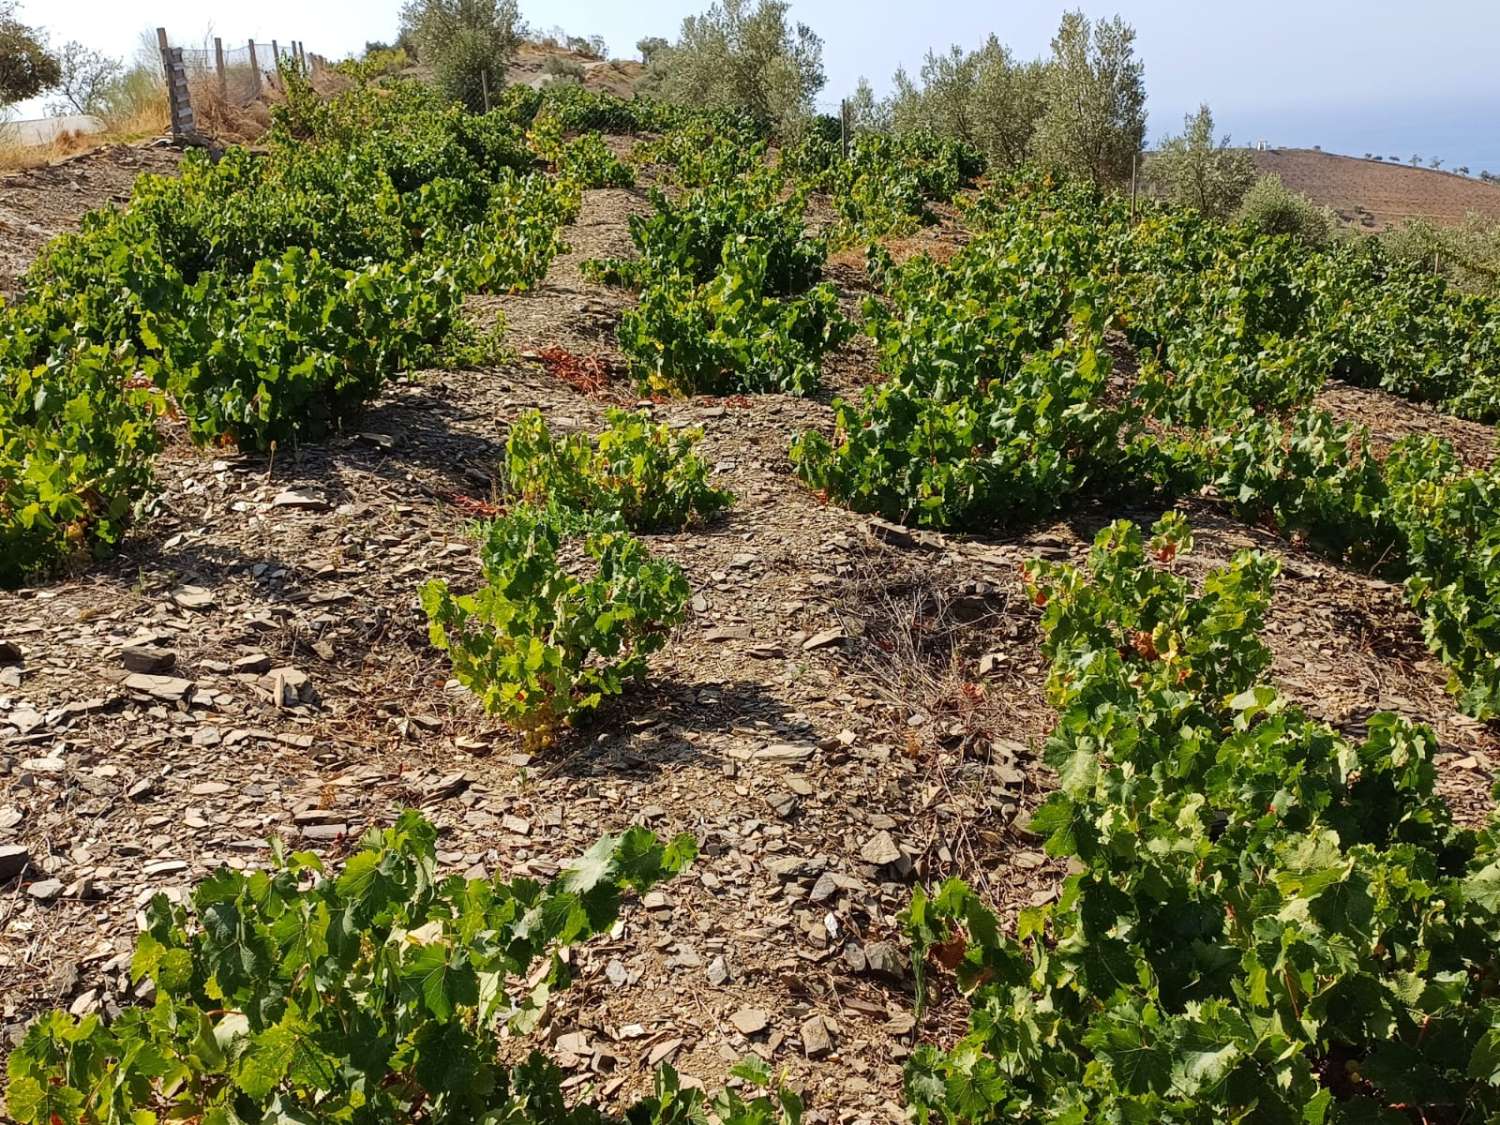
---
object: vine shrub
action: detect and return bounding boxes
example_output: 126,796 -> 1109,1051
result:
557,132 -> 636,189
618,244 -> 849,397
0,78 -> 581,586
0,340 -> 161,587
422,505 -> 690,743
903,515 -> 1500,1123
1,810 -> 809,1123
504,408 -> 732,531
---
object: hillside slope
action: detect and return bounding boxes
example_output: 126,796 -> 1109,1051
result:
1252,147 -> 1500,229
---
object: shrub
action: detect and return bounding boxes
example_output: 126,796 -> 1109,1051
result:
1382,214 -> 1500,298
618,243 -> 849,396
1237,173 -> 1336,244
0,339 -> 161,588
542,54 -> 585,85
587,177 -> 825,294
422,505 -> 690,742
504,408 -> 732,530
156,249 -> 464,449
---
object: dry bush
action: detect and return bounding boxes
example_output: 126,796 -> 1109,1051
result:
0,123 -> 117,171
833,541 -> 1030,755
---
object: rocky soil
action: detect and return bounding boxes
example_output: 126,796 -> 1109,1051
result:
1,150 -> 1496,1119
0,142 -> 183,297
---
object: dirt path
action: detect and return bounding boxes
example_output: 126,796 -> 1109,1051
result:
2,166 -> 1497,1115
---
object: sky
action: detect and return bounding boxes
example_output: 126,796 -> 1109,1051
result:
11,0 -> 1500,174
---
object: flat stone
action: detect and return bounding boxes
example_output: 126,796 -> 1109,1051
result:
978,653 -> 1008,676
705,625 -> 751,642
171,586 -> 215,611
143,860 -> 188,877
864,941 -> 905,980
233,653 -> 272,675
301,824 -> 347,841
647,1037 -> 683,1067
272,488 -> 328,510
28,878 -> 63,902
706,955 -> 730,985
802,627 -> 845,652
9,707 -> 43,733
730,1007 -> 769,1035
800,1014 -> 833,1059
809,871 -> 840,902
121,646 -> 176,674
866,517 -> 943,551
20,757 -> 65,774
190,781 -> 230,796
755,742 -> 815,762
860,830 -> 902,866
124,673 -> 195,703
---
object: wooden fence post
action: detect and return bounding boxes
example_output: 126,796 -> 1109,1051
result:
840,98 -> 850,160
214,37 -> 227,100
248,40 -> 262,96
157,28 -> 196,139
480,67 -> 491,113
270,40 -> 281,88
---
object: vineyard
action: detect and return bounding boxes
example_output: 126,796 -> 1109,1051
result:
2,65 -> 1500,1123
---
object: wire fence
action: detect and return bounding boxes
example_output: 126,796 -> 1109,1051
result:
160,30 -> 321,136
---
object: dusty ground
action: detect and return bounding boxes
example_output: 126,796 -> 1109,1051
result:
1,150 -> 1497,1118
1252,147 -> 1500,230
0,142 -> 183,296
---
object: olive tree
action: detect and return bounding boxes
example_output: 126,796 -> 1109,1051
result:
0,0 -> 59,110
636,36 -> 669,65
399,0 -> 521,111
1031,10 -> 1146,188
644,0 -> 825,136
1147,104 -> 1256,218
846,76 -> 889,134
886,37 -> 1046,172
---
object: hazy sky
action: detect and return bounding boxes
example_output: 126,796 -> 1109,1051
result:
12,0 -> 1500,173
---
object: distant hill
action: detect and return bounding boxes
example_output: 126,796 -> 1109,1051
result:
506,42 -> 646,97
1251,148 -> 1500,230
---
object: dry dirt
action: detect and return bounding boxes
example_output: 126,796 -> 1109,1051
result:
507,42 -> 647,96
0,143 -> 183,297
1253,147 -> 1500,230
1,148 -> 1497,1119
